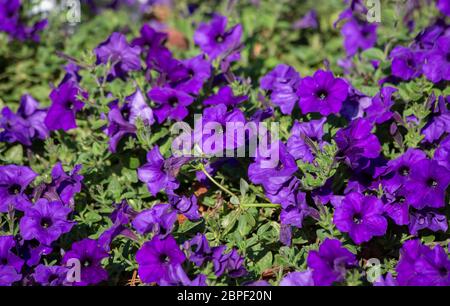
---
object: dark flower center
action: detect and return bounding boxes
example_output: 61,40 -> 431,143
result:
40,217 -> 53,229
215,34 -> 224,43
439,267 -> 448,277
159,253 -> 170,264
396,196 -> 406,204
7,184 -> 21,195
446,53 -> 450,63
353,213 -> 363,224
316,89 -> 328,100
0,257 -> 7,265
398,166 -> 410,176
426,178 -> 438,188
168,96 -> 179,107
65,101 -> 74,110
275,161 -> 284,171
48,274 -> 59,283
406,58 -> 415,68
82,257 -> 92,267
188,68 -> 195,78
29,239 -> 40,249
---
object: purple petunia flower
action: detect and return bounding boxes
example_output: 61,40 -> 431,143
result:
335,118 -> 381,169
434,135 -> 450,170
307,238 -> 357,286
175,55 -> 212,95
94,32 -> 142,79
0,164 -> 37,212
62,239 -> 109,286
33,264 -> 69,286
131,24 -> 171,69
383,190 -> 410,226
136,234 -> 186,285
148,86 -> 194,123
260,64 -> 301,115
293,10 -> 318,30
106,89 -> 154,152
0,94 -> 49,146
437,0 -> 450,16
421,95 -> 450,143
248,141 -> 298,193
137,146 -> 180,196
364,87 -> 397,124
19,199 -> 74,245
212,246 -> 247,278
0,235 -> 24,286
37,162 -> 83,208
287,118 -> 326,162
280,270 -> 314,286
19,239 -> 53,267
297,70 -> 348,116
333,192 -> 387,244
389,46 -> 423,80
203,86 -> 247,107
379,148 -> 427,194
132,204 -> 178,236
44,81 -> 85,131
159,264 -> 207,286
169,194 -> 201,221
280,192 -> 313,229
408,208 -> 448,235
423,34 -> 450,83
194,14 -> 242,63
403,159 -> 450,210
341,18 -> 377,57
183,233 -> 212,267
396,240 -> 450,286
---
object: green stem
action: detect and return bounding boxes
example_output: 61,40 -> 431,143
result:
199,164 -> 237,198
241,203 -> 280,209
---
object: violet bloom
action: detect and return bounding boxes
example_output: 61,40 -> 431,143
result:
379,148 -> 427,194
409,208 -> 448,235
19,239 -> 53,267
287,118 -> 326,162
423,34 -> 450,83
307,238 -> 357,286
396,240 -> 450,286
107,89 -> 154,152
434,135 -> 450,169
194,103 -> 247,155
203,86 -> 247,107
20,199 -> 74,245
212,246 -> 247,278
248,141 -> 298,193
175,55 -> 212,95
148,87 -> 194,123
33,264 -> 68,286
0,164 -> 37,212
94,32 -> 141,79
137,146 -> 180,196
364,87 -> 397,124
280,270 -> 314,286
136,235 -> 186,285
293,10 -> 318,30
341,18 -> 377,56
280,192 -> 313,229
333,192 -> 387,244
38,162 -> 83,207
44,81 -> 85,131
0,235 -> 24,286
335,118 -> 381,169
0,94 -> 49,146
184,234 -> 212,267
403,159 -> 450,210
159,264 -> 207,286
260,64 -> 301,115
437,0 -> 450,16
131,24 -> 171,69
389,46 -> 423,80
383,191 -> 410,226
421,95 -> 450,143
340,86 -> 371,121
194,14 -> 242,61
297,70 -> 348,116
62,239 -> 109,286
169,194 -> 201,221
132,204 -> 177,236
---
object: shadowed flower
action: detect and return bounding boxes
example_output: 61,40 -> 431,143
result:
203,86 -> 247,107
132,204 -> 177,236
307,238 -> 357,286
293,10 -> 318,30
333,192 -> 387,244
175,55 -> 211,95
131,24 -> 171,69
0,94 -> 49,146
183,233 -> 212,267
280,270 -> 314,286
437,0 -> 450,16
33,264 -> 68,286
297,70 -> 348,116
409,208 -> 448,235
287,118 -> 326,162
44,81 -> 86,131
421,95 -> 450,143
159,264 -> 207,286
20,199 -> 74,245
423,34 -> 450,83
365,87 -> 397,124
62,239 -> 109,286
212,246 -> 247,278
341,18 -> 377,56
169,194 -> 201,221
0,235 -> 24,286
389,46 -> 423,80
136,235 -> 186,285
0,165 -> 37,212
94,32 -> 141,79
434,135 -> 450,169
260,64 -> 301,115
